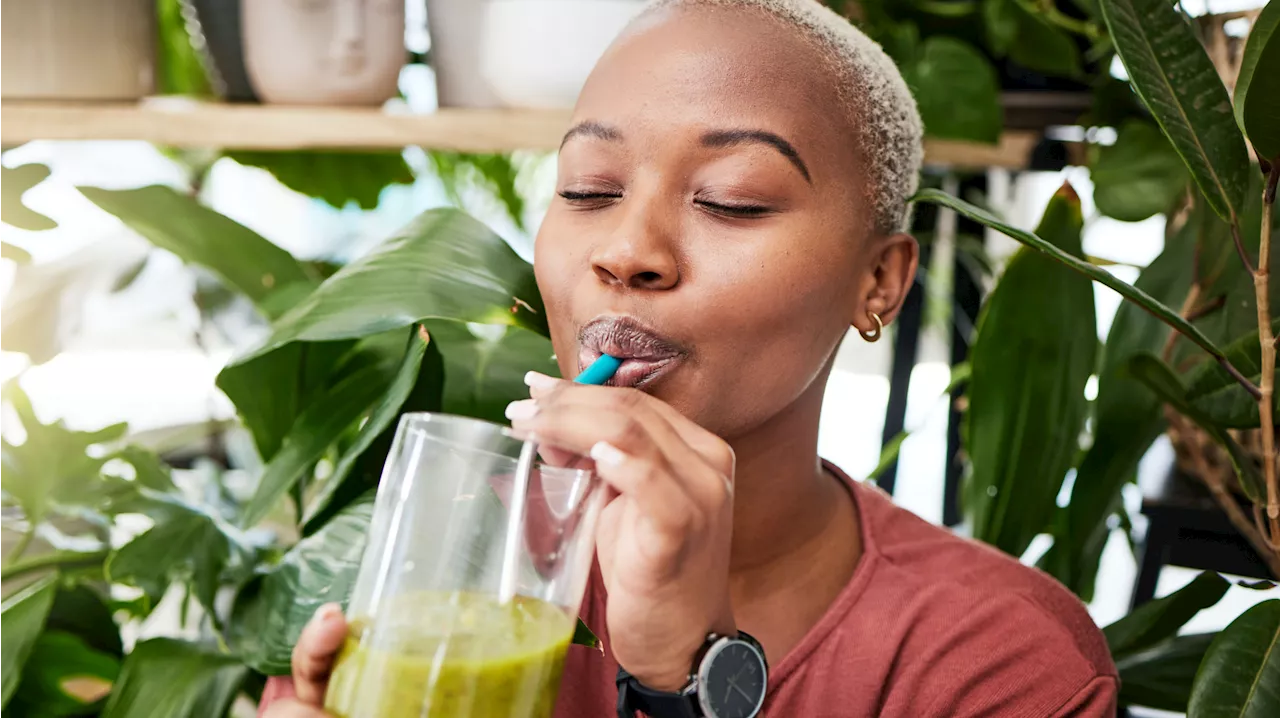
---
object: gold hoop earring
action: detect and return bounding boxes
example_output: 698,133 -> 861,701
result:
859,311 -> 883,343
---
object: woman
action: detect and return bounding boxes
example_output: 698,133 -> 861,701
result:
263,1 -> 1117,716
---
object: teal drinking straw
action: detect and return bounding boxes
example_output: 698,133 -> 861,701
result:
500,354 -> 621,602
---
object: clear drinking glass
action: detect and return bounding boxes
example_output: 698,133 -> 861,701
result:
324,413 -> 607,718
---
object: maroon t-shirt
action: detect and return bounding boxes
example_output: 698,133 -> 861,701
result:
558,465 -> 1117,717
259,464 -> 1117,717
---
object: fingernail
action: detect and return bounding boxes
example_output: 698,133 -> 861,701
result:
505,399 -> 538,421
590,441 -> 627,468
317,603 -> 342,623
524,371 -> 558,390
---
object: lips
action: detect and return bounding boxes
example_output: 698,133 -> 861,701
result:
577,316 -> 686,389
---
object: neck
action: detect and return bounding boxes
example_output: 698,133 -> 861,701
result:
724,366 -> 851,576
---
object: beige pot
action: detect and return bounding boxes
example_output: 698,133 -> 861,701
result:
1,0 -> 156,101
242,0 -> 406,106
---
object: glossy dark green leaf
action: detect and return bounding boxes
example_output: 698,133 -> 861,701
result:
46,583 -> 122,659
1240,579 -> 1277,590
1009,7 -> 1082,78
965,184 -> 1096,558
573,619 -> 601,652
1233,0 -> 1280,160
232,497 -> 373,675
1039,211 -> 1197,599
982,0 -> 1018,56
900,37 -> 1001,144
2,575 -> 58,706
301,330 -> 444,533
217,340 -> 353,462
1105,571 -> 1229,657
239,355 -> 398,528
913,188 -> 1226,360
1116,632 -> 1216,712
1099,0 -> 1251,223
429,320 -> 559,424
1091,120 -> 1190,222
1126,353 -> 1263,501
233,208 -> 546,366
9,630 -> 119,716
105,489 -> 257,625
77,186 -> 313,313
1,384 -> 129,525
99,639 -> 247,718
228,151 -> 415,210
2,164 -> 57,231
1187,599 -> 1280,718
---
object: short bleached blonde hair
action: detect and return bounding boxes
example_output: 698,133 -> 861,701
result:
643,0 -> 923,234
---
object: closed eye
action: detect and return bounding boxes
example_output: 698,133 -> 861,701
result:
695,199 -> 773,219
558,189 -> 621,209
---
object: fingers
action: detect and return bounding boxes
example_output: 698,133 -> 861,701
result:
261,698 -> 333,718
291,603 -> 347,705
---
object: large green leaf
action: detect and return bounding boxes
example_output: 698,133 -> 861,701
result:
9,630 -> 119,716
77,186 -> 313,313
1009,6 -> 1082,78
1099,0 -> 1251,223
99,639 -> 247,718
913,188 -> 1227,361
45,583 -> 122,659
217,340 -> 353,462
234,208 -> 546,362
430,321 -> 559,424
1105,571 -> 1229,657
900,37 -> 1002,144
239,351 -> 399,528
1,384 -> 129,525
965,184 -> 1096,558
1091,120 -> 1190,222
105,489 -> 258,625
227,151 -> 415,211
1233,0 -> 1280,160
2,575 -> 58,706
2,164 -> 57,230
231,496 -> 373,675
1117,633 -> 1217,712
1188,599 -> 1280,718
982,0 -> 1019,57
427,152 -> 527,230
1126,353 -> 1263,501
301,328 -> 444,533
1184,319 -> 1279,429
1039,213 -> 1197,598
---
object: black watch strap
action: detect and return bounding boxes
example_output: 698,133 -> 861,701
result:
616,667 -> 700,718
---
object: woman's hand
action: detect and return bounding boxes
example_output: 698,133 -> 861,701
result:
507,372 -> 737,691
259,604 -> 346,718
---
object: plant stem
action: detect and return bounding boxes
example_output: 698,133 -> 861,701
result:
0,549 -> 109,582
5,528 -> 34,566
1258,163 -> 1278,541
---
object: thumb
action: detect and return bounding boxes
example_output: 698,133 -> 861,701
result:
291,603 -> 348,705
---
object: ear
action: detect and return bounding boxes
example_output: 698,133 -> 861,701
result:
852,233 -> 919,335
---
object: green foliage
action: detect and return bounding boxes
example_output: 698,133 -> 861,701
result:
1100,0 -> 1251,223
8,630 -> 119,716
1116,633 -> 1217,712
429,151 -> 527,230
155,0 -> 213,97
965,185 -> 1096,557
430,321 -> 559,425
1188,599 -> 1280,718
2,164 -> 57,231
228,152 -> 416,211
900,37 -> 1002,144
1090,120 -> 1189,222
99,639 -> 247,718
1104,572 -> 1229,657
1233,0 -> 1280,161
1039,212 -> 1196,598
1185,319 -> 1280,429
2,576 -> 59,707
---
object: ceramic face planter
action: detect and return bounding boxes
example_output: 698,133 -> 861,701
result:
243,0 -> 405,105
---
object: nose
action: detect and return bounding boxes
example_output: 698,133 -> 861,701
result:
589,202 -> 680,292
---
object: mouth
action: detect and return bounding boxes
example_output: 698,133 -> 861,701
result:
577,316 -> 686,389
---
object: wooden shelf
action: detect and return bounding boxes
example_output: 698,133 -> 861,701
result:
1,99 -> 1072,168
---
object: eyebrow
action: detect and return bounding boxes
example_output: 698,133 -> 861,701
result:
560,121 -> 813,184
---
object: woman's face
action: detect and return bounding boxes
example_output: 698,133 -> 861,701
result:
534,7 -> 904,439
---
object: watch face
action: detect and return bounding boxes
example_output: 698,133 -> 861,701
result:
699,639 -> 767,718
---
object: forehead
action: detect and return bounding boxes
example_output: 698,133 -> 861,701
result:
574,6 -> 860,183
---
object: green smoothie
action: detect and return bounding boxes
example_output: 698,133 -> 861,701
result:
324,591 -> 574,718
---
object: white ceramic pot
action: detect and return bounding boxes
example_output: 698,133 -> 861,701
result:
480,0 -> 645,109
242,0 -> 405,106
426,0 -> 505,108
1,0 -> 155,100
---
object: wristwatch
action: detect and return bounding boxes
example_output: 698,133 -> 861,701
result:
616,631 -> 768,718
